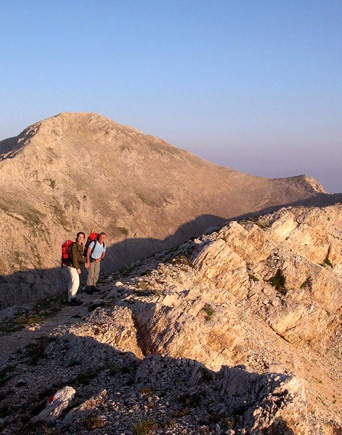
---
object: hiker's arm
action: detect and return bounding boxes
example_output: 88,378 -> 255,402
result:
71,243 -> 81,270
86,247 -> 92,265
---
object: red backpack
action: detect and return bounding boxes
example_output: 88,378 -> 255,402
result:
61,240 -> 73,268
84,230 -> 106,257
84,230 -> 98,256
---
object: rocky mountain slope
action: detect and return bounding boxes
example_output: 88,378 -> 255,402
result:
0,112 -> 341,308
0,204 -> 341,434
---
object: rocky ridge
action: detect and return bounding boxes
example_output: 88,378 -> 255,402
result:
0,203 -> 341,434
1,112 -> 341,308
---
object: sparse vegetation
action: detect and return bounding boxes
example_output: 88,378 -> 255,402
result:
268,269 -> 287,295
84,412 -> 106,429
25,337 -> 54,365
118,226 -> 129,236
203,303 -> 215,322
334,350 -> 341,360
109,362 -> 136,377
0,320 -> 23,334
5,293 -> 67,332
300,279 -> 309,289
41,423 -> 62,434
248,274 -> 259,282
137,280 -> 150,290
22,209 -> 44,227
51,203 -> 69,228
178,390 -> 207,408
256,221 -> 267,229
171,255 -> 193,269
87,300 -> 109,312
139,386 -> 155,396
136,192 -> 162,207
238,310 -> 248,321
44,177 -> 56,189
171,407 -> 190,417
324,258 -> 334,268
133,418 -> 158,435
162,419 -> 176,429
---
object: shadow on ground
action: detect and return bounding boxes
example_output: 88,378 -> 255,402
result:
0,285 -> 298,434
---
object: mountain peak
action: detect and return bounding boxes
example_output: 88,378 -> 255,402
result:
29,111 -> 143,137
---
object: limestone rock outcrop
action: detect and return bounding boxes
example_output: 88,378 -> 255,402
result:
0,203 -> 341,434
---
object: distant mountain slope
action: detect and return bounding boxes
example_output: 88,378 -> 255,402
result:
0,112 -> 340,306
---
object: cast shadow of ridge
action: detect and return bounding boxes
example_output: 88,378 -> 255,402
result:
103,213 -> 229,274
0,214 -> 227,309
103,192 -> 342,278
1,190 -> 342,309
0,299 -> 298,434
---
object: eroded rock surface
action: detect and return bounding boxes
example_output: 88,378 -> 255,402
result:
0,204 -> 341,434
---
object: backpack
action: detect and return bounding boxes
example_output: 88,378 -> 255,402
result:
84,231 -> 106,258
84,231 -> 98,257
61,240 -> 73,268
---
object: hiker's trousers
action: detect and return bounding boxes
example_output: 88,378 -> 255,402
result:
87,261 -> 101,286
67,266 -> 80,301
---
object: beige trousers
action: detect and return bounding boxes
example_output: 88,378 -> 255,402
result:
87,261 -> 101,286
67,266 -> 80,301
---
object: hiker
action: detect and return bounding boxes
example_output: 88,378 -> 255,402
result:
67,232 -> 87,306
85,232 -> 106,293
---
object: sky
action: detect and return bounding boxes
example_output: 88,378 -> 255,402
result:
1,0 -> 341,192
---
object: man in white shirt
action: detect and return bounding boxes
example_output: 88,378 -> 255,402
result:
85,232 -> 106,293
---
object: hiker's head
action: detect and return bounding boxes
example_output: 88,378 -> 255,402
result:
97,232 -> 106,243
76,232 -> 85,243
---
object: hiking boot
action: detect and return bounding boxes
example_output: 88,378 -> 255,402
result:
84,286 -> 93,294
68,299 -> 82,306
84,286 -> 99,294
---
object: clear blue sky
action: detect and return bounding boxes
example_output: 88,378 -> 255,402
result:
1,0 -> 341,192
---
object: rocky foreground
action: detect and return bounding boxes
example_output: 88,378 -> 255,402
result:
0,204 -> 341,434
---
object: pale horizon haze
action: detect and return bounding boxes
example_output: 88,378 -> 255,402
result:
1,0 -> 341,192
